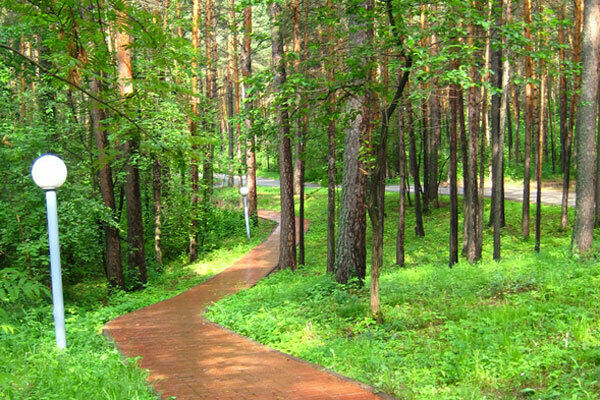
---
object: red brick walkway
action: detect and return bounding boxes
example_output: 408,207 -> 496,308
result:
104,210 -> 388,400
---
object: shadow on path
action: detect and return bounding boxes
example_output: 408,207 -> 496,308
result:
104,210 -> 389,400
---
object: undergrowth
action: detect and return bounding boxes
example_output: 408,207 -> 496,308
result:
0,204 -> 275,400
207,187 -> 600,399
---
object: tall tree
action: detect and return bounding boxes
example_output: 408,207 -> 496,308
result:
90,76 -> 124,290
203,0 -> 217,199
521,0 -> 535,238
242,2 -> 257,224
449,81 -> 459,266
189,0 -> 201,262
325,0 -> 337,275
561,0 -> 583,229
572,0 -> 600,253
463,8 -> 482,262
270,1 -> 296,271
558,1 -> 568,172
535,15 -> 549,253
490,0 -> 504,260
334,0 -> 373,284
396,91 -> 407,267
407,93 -> 424,237
116,8 -> 146,288
367,0 -> 411,321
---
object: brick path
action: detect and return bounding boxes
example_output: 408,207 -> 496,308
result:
104,210 -> 388,400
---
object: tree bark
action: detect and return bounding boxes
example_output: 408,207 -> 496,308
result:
558,2 -> 568,172
464,11 -> 481,262
573,0 -> 600,253
90,77 -> 124,290
397,93 -> 407,267
241,4 -> 257,224
325,0 -> 337,274
116,9 -> 146,288
522,0 -> 534,238
595,86 -> 600,226
490,0 -> 504,260
535,63 -> 547,252
562,0 -> 583,230
152,159 -> 162,265
270,1 -> 296,271
367,0 -> 410,321
512,81 -> 521,163
407,97 -> 425,237
189,0 -> 201,262
334,0 -> 374,284
449,82 -> 459,267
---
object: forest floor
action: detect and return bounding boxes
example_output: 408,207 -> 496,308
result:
0,215 -> 277,399
207,186 -> 600,400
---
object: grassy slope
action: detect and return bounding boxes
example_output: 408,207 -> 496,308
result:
206,186 -> 600,399
0,202 -> 275,400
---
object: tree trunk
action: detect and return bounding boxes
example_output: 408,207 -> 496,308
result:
535,63 -> 547,252
464,11 -> 481,263
189,0 -> 201,262
397,94 -> 407,267
562,0 -> 583,230
548,76 -> 557,174
507,84 -> 513,161
270,1 -> 296,271
241,4 -> 257,224
595,86 -> 600,227
203,0 -> 217,203
292,0 -> 302,195
152,159 -> 162,265
90,77 -> 124,290
512,81 -> 521,163
490,0 -> 504,260
116,10 -> 146,288
326,0 -> 337,273
407,97 -> 425,237
123,139 -> 147,288
522,0 -> 534,238
573,0 -> 600,253
427,88 -> 441,209
226,70 -> 235,187
334,0 -> 375,284
449,82 -> 459,267
367,0 -> 410,321
558,2 -> 568,172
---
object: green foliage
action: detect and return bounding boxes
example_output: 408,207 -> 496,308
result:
207,187 -> 599,399
0,213 -> 275,399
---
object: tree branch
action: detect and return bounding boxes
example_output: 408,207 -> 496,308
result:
0,43 -> 147,135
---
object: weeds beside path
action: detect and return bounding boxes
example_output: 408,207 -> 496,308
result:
104,210 -> 388,400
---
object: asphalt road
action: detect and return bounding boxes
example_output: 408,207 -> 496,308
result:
215,173 -> 574,207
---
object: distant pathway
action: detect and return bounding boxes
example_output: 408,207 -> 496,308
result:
215,174 -> 573,207
104,210 -> 388,400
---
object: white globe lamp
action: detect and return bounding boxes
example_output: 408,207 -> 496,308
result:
31,154 -> 68,190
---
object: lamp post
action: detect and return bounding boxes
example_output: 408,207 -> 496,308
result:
31,154 -> 67,349
239,186 -> 251,240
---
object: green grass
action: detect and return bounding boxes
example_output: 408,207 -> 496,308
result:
206,187 -> 600,399
0,203 -> 276,400
255,169 -> 281,180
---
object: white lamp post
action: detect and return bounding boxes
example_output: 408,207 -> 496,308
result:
31,154 -> 67,349
239,186 -> 251,240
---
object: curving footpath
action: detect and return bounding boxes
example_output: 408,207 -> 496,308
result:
104,210 -> 388,400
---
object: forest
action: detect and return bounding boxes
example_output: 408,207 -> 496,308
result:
2,0 -> 600,398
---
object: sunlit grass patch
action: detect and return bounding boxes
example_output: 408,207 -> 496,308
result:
207,187 -> 600,399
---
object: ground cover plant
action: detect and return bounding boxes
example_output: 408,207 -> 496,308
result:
0,206 -> 275,400
206,187 -> 600,399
